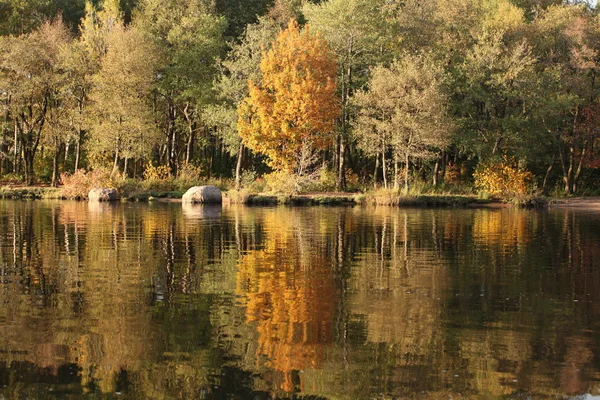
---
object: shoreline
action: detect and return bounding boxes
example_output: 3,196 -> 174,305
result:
4,186 -> 599,210
0,186 -> 515,208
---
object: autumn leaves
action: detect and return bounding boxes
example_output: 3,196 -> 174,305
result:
238,21 -> 339,174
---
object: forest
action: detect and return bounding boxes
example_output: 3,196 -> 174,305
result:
0,0 -> 599,200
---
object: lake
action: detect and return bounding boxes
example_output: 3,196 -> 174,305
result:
0,201 -> 599,399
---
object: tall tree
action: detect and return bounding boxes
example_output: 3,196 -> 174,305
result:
135,0 -> 226,174
352,55 -> 452,192
304,0 -> 392,189
87,23 -> 160,176
213,0 -> 271,39
528,5 -> 600,193
0,19 -> 71,184
205,14 -> 281,187
238,20 -> 340,174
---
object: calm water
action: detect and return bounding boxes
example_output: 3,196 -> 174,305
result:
0,201 -> 599,399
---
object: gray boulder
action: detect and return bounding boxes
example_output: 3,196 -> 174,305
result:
182,185 -> 222,204
88,187 -> 119,202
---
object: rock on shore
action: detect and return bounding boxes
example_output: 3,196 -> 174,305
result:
182,186 -> 222,204
88,188 -> 119,202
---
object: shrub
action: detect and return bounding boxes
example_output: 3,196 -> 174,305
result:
473,158 -> 535,199
60,168 -> 117,199
143,163 -> 171,181
176,163 -> 203,187
225,189 -> 251,204
265,171 -> 297,194
0,173 -> 23,185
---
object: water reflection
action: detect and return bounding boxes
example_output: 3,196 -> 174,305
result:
236,209 -> 336,393
0,201 -> 599,398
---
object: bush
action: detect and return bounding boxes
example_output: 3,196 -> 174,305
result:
143,163 -> 171,181
0,173 -> 23,185
225,189 -> 251,204
265,171 -> 297,194
302,168 -> 361,192
176,163 -> 203,187
240,170 -> 267,193
60,168 -> 117,199
473,158 -> 535,199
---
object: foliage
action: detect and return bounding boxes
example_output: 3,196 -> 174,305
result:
1,0 -> 600,195
473,157 -> 535,198
143,163 -> 171,181
238,20 -> 340,173
60,168 -> 117,198
87,22 -> 160,171
352,54 -> 452,191
264,171 -> 297,195
0,18 -> 72,184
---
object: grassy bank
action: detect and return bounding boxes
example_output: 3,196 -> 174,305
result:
1,183 -> 548,209
0,186 -> 63,200
224,189 -> 502,207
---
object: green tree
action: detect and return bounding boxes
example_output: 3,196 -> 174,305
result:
134,0 -> 226,174
0,0 -> 87,35
87,23 -> 160,176
0,18 -> 72,184
352,55 -> 452,192
205,14 -> 281,188
213,0 -> 271,39
304,0 -> 393,189
528,5 -> 600,194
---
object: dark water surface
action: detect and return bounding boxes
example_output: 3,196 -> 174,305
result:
0,201 -> 600,399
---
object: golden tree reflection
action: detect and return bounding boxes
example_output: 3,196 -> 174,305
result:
236,209 -> 336,392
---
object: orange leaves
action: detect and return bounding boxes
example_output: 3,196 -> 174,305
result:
473,157 -> 535,198
238,20 -> 340,173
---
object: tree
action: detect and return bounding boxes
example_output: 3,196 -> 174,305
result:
352,55 -> 452,192
87,23 -> 160,176
213,0 -> 271,39
205,14 -> 281,188
528,5 -> 600,193
304,0 -> 392,189
0,18 -> 72,184
80,0 -> 122,63
0,0 -> 87,35
238,20 -> 340,174
135,0 -> 226,174
58,40 -> 94,173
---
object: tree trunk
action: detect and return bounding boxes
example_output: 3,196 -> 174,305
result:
235,143 -> 244,190
112,140 -> 120,177
183,103 -> 195,164
382,149 -> 387,189
123,157 -> 129,179
542,160 -> 553,193
23,149 -> 34,186
336,136 -> 346,191
393,154 -> 399,191
565,148 -> 574,194
64,141 -> 70,164
0,121 -> 5,177
166,102 -> 177,175
51,143 -> 60,187
441,150 -> 447,183
433,154 -> 440,186
13,121 -> 18,175
373,152 -> 379,189
74,130 -> 82,172
404,151 -> 410,194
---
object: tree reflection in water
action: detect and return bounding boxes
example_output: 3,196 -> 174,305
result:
0,202 -> 599,398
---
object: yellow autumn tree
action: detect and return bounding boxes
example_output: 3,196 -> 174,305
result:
238,20 -> 340,173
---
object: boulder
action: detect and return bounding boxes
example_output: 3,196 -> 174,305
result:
88,187 -> 119,202
182,185 -> 222,204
